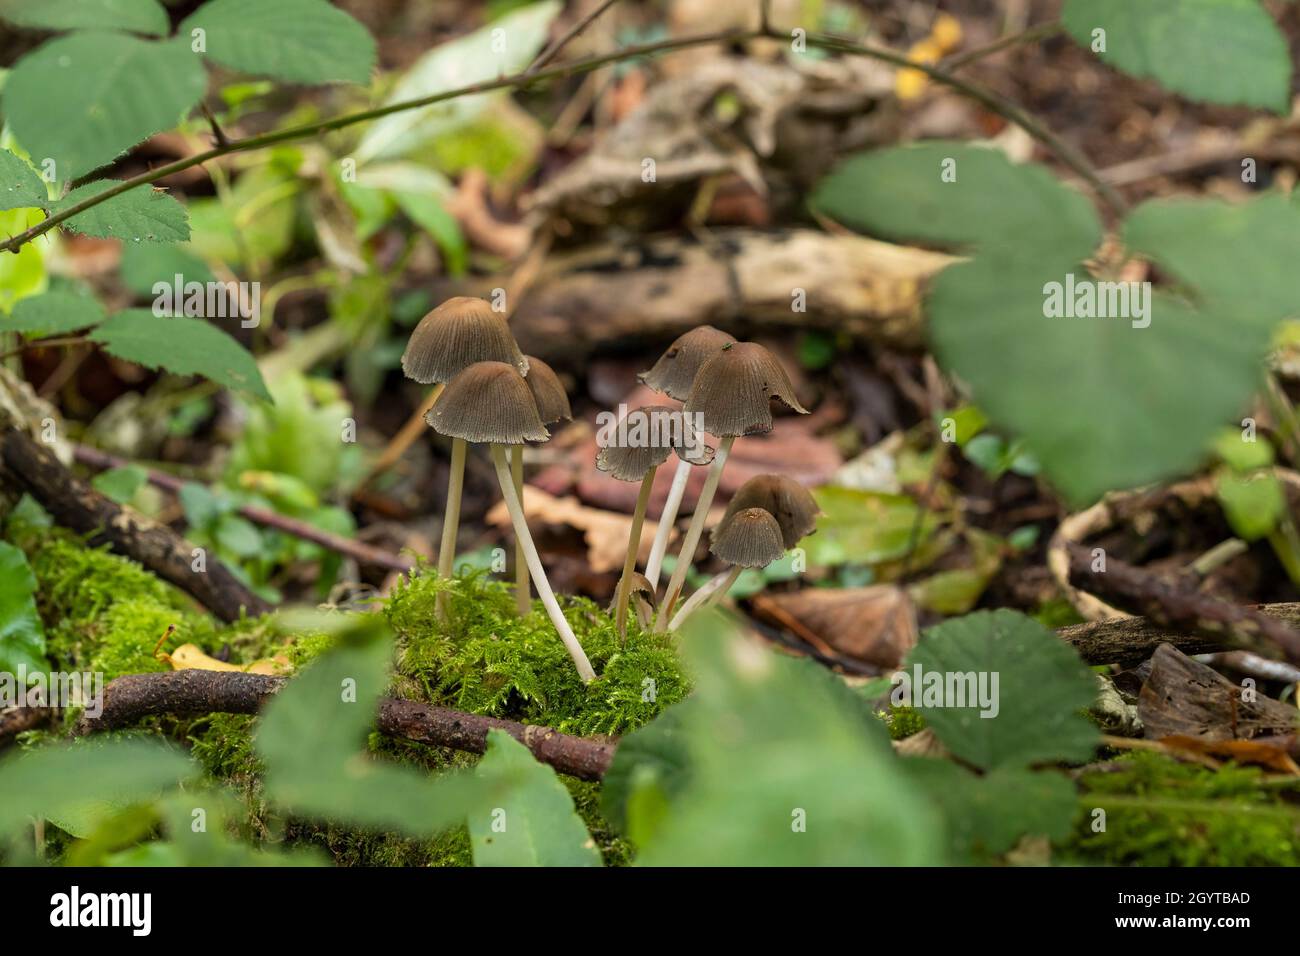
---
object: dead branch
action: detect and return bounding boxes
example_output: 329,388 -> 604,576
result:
75,670 -> 614,781
0,426 -> 271,622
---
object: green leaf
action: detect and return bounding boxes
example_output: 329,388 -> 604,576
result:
1216,469 -> 1285,541
2,33 -> 207,182
0,738 -> 193,836
180,0 -> 376,85
1062,0 -> 1291,112
600,700 -> 694,838
91,464 -> 149,503
1213,427 -> 1274,472
1123,194 -> 1300,324
89,309 -> 270,401
904,609 -> 1099,770
636,611 -> 943,866
120,242 -> 216,297
907,760 -> 1078,862
811,142 -> 1102,260
928,249 -> 1273,505
54,181 -> 189,242
0,149 -> 49,211
0,209 -> 48,313
0,0 -> 169,35
214,514 -> 263,558
0,291 -> 105,338
0,541 -> 47,677
355,0 -> 561,162
806,486 -> 936,568
468,730 -> 600,867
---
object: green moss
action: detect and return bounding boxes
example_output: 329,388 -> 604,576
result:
881,705 -> 926,740
1067,752 -> 1300,866
386,568 -> 689,736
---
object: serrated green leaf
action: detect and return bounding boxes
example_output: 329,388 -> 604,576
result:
2,33 -> 207,182
1216,469 -> 1285,541
54,181 -> 189,242
0,149 -> 49,211
89,309 -> 270,401
905,610 -> 1099,770
929,249 -> 1273,505
636,611 -> 943,866
180,0 -> 375,85
468,730 -> 601,867
0,541 -> 47,677
355,0 -> 561,162
1123,194 -> 1300,323
907,760 -> 1078,862
1062,0 -> 1291,112
0,291 -> 105,338
120,242 -> 216,297
0,738 -> 194,836
811,143 -> 1102,259
0,0 -> 169,35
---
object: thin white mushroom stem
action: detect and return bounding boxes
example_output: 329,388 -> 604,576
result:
644,457 -> 691,588
669,565 -> 743,632
436,436 -> 467,621
656,435 -> 735,631
511,444 -> 530,615
490,444 -> 597,683
615,466 -> 657,639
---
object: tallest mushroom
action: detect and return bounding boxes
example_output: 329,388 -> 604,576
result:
656,342 -> 808,629
400,297 -> 528,620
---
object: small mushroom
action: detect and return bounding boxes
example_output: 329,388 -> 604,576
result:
429,362 -> 595,683
597,405 -> 713,639
638,326 -> 736,589
513,356 -> 572,615
669,507 -> 786,631
605,571 -> 655,631
721,473 -> 821,549
402,296 -> 528,620
657,341 -> 809,630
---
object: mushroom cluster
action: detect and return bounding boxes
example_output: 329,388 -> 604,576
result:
401,301 -> 821,680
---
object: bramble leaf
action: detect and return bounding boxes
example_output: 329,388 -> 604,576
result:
2,33 -> 207,181
0,291 -> 105,338
54,181 -> 190,242
0,149 -> 49,211
1063,0 -> 1291,113
0,0 -> 169,36
180,0 -> 376,86
88,309 -> 270,401
0,541 -> 47,677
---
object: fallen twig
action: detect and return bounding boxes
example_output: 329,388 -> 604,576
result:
75,670 -> 614,781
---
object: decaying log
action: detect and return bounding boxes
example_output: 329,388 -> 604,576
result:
75,670 -> 615,781
432,229 -> 952,362
0,426 -> 271,623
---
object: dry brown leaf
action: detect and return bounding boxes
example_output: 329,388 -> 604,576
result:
752,585 -> 918,669
1158,734 -> 1300,775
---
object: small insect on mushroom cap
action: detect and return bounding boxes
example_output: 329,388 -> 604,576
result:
401,296 -> 528,385
722,474 -> 820,549
596,405 -> 715,481
426,361 -> 549,444
710,507 -> 786,568
522,355 -> 572,426
684,341 -> 809,438
638,325 -> 737,401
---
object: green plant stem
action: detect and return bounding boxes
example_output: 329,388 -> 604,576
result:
669,565 -> 742,631
644,456 -> 690,589
436,437 -> 467,621
657,434 -> 734,631
615,467 -> 656,640
1,21 -> 1119,255
940,22 -> 1064,70
490,444 -> 596,682
512,444 -> 529,615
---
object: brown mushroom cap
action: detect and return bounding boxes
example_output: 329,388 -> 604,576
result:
684,342 -> 809,437
426,361 -> 549,444
596,405 -> 715,481
401,296 -> 528,385
522,356 -> 572,426
638,325 -> 737,401
605,571 -> 655,614
721,474 -> 820,549
709,507 -> 786,568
